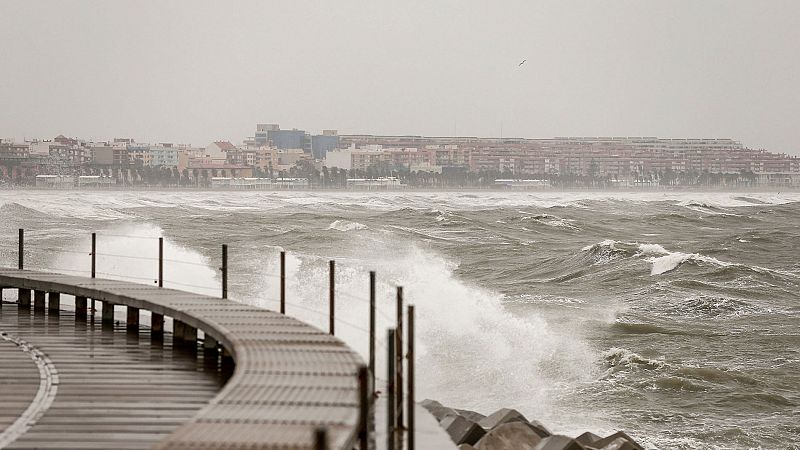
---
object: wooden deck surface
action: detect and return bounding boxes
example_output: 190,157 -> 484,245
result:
0,303 -> 223,449
0,268 -> 365,450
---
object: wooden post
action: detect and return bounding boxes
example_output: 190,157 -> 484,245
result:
75,296 -> 87,320
329,260 -> 335,335
407,304 -> 415,450
358,365 -> 369,450
18,228 -> 23,270
369,271 -> 376,393
221,244 -> 228,299
48,292 -> 60,313
158,237 -> 163,288
314,428 -> 328,450
280,251 -> 286,314
387,328 -> 396,450
396,286 -> 404,432
34,290 -> 46,311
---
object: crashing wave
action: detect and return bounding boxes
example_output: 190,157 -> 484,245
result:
602,347 -> 665,371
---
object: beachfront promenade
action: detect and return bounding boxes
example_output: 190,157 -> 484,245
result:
0,268 -> 366,449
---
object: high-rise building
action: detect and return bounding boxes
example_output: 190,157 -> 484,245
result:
253,124 -> 311,153
311,130 -> 339,159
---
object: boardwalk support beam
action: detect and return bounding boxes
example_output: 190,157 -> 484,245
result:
75,296 -> 87,319
19,289 -> 31,308
102,301 -> 115,323
48,292 -> 60,313
34,290 -> 46,311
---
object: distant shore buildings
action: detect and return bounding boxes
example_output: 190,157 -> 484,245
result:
2,125 -> 799,188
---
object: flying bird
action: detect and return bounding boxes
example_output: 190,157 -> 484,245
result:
518,59 -> 527,66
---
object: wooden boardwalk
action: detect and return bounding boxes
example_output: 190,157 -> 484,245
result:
0,268 -> 365,450
0,305 -> 223,449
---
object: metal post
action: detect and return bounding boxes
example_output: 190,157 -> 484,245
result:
18,228 -> 23,270
387,328 -> 396,450
221,244 -> 228,299
329,260 -> 335,335
91,232 -> 96,317
407,304 -> 415,450
358,365 -> 369,450
91,232 -> 96,278
369,271 -> 376,393
280,251 -> 286,314
158,237 -> 163,288
396,286 -> 404,432
314,428 -> 328,450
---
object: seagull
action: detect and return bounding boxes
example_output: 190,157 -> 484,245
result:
518,59 -> 527,66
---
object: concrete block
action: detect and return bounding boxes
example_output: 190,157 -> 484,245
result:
18,289 -> 31,307
526,420 -> 551,438
590,432 -> 642,450
456,408 -> 487,423
440,414 -> 487,446
102,301 -> 115,323
421,399 -> 459,422
596,437 -> 639,450
48,292 -> 60,313
478,408 -> 528,430
34,290 -> 46,310
575,432 -> 600,446
475,422 -> 544,450
533,435 -> 587,450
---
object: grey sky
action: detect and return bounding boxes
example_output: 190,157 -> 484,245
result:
1,0 -> 799,155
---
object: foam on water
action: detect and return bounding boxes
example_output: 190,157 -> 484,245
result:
327,220 -> 368,232
241,238 -> 604,432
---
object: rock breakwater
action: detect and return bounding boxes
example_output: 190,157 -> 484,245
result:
422,399 -> 644,450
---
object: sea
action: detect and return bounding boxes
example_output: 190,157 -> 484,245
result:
1,190 -> 798,449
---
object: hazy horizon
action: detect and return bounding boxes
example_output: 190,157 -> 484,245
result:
2,1 -> 799,155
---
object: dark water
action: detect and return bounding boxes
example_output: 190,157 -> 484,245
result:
1,191 -> 799,449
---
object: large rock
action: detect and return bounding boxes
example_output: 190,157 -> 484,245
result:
589,432 -> 643,450
440,415 -> 487,446
478,408 -> 528,430
456,408 -> 487,423
458,445 -> 477,450
574,432 -> 601,446
533,435 -> 588,450
421,399 -> 459,422
594,437 -> 640,450
526,420 -> 552,438
475,422 -> 544,450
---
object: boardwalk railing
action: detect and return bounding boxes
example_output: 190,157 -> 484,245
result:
1,229 -> 418,450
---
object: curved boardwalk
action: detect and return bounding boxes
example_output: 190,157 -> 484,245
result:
0,268 -> 365,450
0,305 -> 222,449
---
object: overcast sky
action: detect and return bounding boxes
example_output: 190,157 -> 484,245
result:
1,1 -> 799,154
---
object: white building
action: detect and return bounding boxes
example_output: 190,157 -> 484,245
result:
324,148 -> 352,170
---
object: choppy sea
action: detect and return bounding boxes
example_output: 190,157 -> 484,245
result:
1,190 -> 798,449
